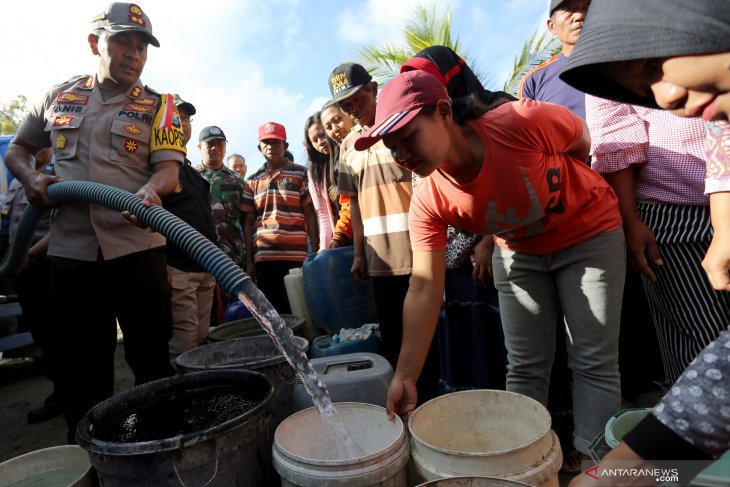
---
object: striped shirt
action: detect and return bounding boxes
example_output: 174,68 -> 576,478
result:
338,125 -> 413,276
242,162 -> 311,263
587,95 -> 709,206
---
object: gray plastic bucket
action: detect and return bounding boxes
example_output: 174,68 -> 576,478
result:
176,335 -> 308,485
76,370 -> 273,487
207,314 -> 305,342
176,335 -> 308,434
0,445 -> 95,487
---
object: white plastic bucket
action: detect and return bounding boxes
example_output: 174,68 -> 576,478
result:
0,445 -> 94,487
273,402 -> 409,486
408,390 -> 562,487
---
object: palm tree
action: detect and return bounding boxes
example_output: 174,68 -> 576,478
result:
502,28 -> 562,97
356,3 -> 481,85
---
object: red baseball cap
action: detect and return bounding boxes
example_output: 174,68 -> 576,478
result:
258,121 -> 287,142
354,71 -> 449,151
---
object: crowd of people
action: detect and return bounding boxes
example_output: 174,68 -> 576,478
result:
3,0 -> 729,484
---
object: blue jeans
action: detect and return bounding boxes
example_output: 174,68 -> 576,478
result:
492,229 -> 625,454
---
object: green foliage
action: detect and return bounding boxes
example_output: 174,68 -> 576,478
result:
0,96 -> 29,135
503,28 -> 562,96
356,3 -> 483,86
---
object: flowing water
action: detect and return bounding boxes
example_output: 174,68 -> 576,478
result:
237,283 -> 366,458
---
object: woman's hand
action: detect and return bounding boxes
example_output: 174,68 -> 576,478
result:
386,374 -> 418,421
472,236 -> 494,286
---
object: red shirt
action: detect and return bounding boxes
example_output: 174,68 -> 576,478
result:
410,99 -> 622,255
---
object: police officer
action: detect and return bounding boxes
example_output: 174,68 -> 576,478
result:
5,3 -> 184,443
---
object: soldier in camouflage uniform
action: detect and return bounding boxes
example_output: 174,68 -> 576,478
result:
196,126 -> 246,273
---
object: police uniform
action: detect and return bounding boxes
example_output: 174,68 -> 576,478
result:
15,74 -> 186,433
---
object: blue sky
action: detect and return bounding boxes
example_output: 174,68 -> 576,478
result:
2,0 -> 549,174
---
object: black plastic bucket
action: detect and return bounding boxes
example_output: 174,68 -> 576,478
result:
175,336 -> 306,451
76,370 -> 273,487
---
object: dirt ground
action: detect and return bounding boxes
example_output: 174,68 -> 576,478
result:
0,326 -> 134,463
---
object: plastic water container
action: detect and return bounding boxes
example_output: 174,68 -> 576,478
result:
76,370 -> 274,487
302,246 -> 378,334
207,314 -> 305,342
292,352 -> 393,412
223,300 -> 253,322
408,390 -> 562,487
273,403 -> 409,487
310,334 -> 381,358
0,445 -> 94,487
284,267 -> 323,341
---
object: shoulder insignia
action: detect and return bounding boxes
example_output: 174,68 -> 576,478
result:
129,86 -> 143,98
81,76 -> 94,90
55,92 -> 88,105
56,75 -> 87,87
124,139 -> 139,153
124,103 -> 155,113
53,115 -> 74,127
173,181 -> 183,194
131,96 -> 156,106
124,123 -> 143,135
55,134 -> 67,149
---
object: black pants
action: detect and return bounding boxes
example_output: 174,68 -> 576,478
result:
255,261 -> 301,314
48,248 -> 174,436
373,274 -> 440,404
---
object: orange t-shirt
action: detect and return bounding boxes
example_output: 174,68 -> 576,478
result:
409,99 -> 621,255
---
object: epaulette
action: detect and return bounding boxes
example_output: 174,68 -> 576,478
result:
54,75 -> 88,88
145,85 -> 160,96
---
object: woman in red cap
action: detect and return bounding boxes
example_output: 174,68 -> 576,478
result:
356,70 -> 625,462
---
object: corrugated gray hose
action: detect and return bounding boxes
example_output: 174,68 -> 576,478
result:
0,181 -> 251,297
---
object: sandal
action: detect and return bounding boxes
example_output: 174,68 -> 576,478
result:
561,449 -> 588,474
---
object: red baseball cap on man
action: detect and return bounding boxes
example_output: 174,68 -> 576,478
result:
354,71 -> 449,151
258,121 -> 287,142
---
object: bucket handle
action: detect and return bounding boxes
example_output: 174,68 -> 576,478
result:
587,431 -> 605,465
173,440 -> 219,487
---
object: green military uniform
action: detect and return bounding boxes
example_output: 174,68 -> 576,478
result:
197,165 -> 247,267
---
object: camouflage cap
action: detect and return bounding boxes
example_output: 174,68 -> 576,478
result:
91,3 -> 160,47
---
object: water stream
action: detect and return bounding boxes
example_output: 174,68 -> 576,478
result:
237,283 -> 366,458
